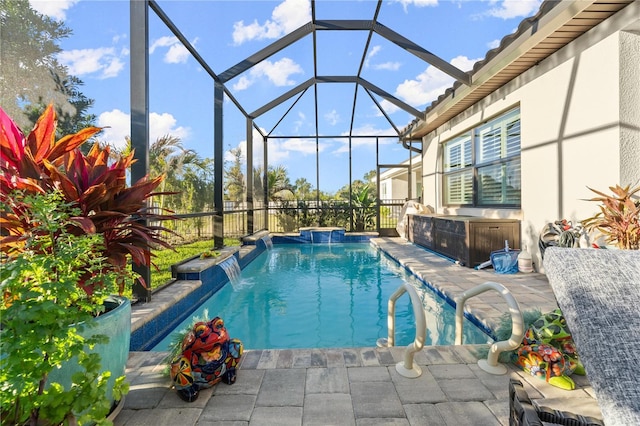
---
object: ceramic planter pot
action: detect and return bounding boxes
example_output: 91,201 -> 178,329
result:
47,296 -> 131,416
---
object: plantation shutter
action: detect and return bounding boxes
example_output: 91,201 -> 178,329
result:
445,170 -> 473,204
444,134 -> 471,172
442,108 -> 520,207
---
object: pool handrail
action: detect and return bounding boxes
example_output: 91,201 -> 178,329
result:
376,282 -> 426,378
454,281 -> 524,375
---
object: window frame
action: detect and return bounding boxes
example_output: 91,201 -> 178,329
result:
442,108 -> 521,208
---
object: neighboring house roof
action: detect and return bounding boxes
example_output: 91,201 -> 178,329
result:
401,0 -> 636,140
378,155 -> 422,180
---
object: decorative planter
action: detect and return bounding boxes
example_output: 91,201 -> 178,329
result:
47,296 -> 131,418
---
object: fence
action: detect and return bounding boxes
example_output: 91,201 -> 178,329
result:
160,198 -> 407,244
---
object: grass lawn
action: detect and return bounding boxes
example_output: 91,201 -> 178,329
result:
151,238 -> 240,289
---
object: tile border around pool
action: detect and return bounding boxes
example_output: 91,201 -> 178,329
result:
130,238 -> 364,350
130,236 -> 515,351
130,266 -> 236,350
372,240 -> 496,340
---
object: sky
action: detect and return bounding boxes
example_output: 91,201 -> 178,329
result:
29,0 -> 542,193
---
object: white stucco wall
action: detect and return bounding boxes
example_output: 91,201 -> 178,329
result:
421,4 -> 640,271
619,30 -> 640,187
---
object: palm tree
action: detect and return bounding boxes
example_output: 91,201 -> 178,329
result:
267,165 -> 294,201
149,135 -> 199,211
224,146 -> 245,207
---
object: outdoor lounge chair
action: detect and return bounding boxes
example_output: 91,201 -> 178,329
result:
510,247 -> 640,425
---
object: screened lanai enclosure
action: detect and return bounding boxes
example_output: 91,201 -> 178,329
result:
128,0 -> 480,250
4,0 -> 549,300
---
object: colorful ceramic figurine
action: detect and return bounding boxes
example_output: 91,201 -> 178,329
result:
170,317 -> 243,401
513,309 -> 584,390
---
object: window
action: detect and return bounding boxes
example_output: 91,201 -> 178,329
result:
443,108 -> 520,207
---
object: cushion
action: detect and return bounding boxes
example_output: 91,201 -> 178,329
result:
544,247 -> 640,425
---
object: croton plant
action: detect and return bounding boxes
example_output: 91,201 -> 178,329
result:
582,184 -> 640,250
0,104 -> 175,296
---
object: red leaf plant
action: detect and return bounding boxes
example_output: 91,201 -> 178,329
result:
1,104 -> 176,295
581,184 -> 640,250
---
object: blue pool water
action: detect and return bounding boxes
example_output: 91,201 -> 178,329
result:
151,243 -> 490,351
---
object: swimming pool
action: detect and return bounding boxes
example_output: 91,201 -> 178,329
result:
151,243 -> 490,351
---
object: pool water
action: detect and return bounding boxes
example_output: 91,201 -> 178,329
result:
151,243 -> 490,351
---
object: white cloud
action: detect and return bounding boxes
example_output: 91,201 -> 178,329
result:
225,140 -> 248,164
282,138 -> 320,155
365,45 -> 382,68
293,111 -> 306,133
324,110 -> 340,126
393,0 -> 438,13
374,62 -> 402,71
266,136 -> 323,163
376,100 -> 401,116
233,76 -> 253,91
234,57 -> 303,91
233,128 -> 267,167
149,112 -> 190,142
29,0 -> 78,20
165,41 -> 191,64
96,109 -> 190,151
150,36 -> 176,54
112,34 -> 127,44
150,36 -> 195,64
253,58 -> 303,86
395,55 -> 478,107
57,47 -> 126,79
485,0 -> 542,19
334,124 -> 396,153
365,46 -> 401,71
488,39 -> 501,50
266,140 -> 291,164
96,109 -> 131,151
232,0 -> 311,45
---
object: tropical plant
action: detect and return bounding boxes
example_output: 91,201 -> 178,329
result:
224,146 -> 246,206
149,134 -> 199,211
0,104 -> 175,294
267,165 -> 294,201
0,103 -> 178,424
351,185 -> 377,231
1,191 -> 130,425
581,184 -> 640,250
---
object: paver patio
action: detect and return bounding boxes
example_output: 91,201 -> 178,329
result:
117,237 -> 601,425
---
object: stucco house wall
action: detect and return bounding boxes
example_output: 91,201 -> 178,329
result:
420,4 -> 639,271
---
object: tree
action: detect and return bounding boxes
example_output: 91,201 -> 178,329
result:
267,165 -> 294,201
23,74 -> 97,140
363,169 -> 377,184
253,166 -> 266,205
352,185 -> 377,231
294,177 -> 314,200
224,146 -> 245,206
0,0 -> 76,131
149,135 -> 199,212
335,179 -> 368,201
363,169 -> 378,196
177,158 -> 215,225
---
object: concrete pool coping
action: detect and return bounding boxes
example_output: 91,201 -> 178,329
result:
121,237 -> 601,425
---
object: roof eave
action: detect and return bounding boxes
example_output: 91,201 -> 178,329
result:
401,0 -> 632,140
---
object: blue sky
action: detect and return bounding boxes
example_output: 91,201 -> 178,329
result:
29,0 -> 542,193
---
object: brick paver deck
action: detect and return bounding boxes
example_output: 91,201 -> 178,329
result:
117,237 -> 601,425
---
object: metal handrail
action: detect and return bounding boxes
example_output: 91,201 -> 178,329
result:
376,283 -> 427,378
454,281 -> 524,375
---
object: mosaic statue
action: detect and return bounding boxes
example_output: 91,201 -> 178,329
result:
513,309 -> 585,390
170,317 -> 243,402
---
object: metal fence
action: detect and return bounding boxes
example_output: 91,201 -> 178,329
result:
160,198 -> 407,244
